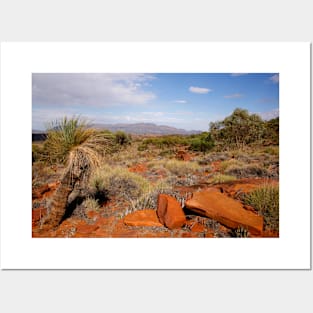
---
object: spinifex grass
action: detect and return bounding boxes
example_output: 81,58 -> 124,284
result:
243,183 -> 279,232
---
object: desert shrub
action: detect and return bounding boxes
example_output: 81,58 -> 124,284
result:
115,131 -> 131,146
242,184 -> 279,231
197,152 -> 230,164
263,146 -> 279,156
82,197 -> 100,212
219,159 -> 245,172
189,132 -> 214,153
89,166 -> 150,200
43,116 -> 115,165
210,108 -> 265,150
163,159 -> 200,176
32,143 -> 47,162
208,173 -> 237,184
225,164 -> 269,178
263,117 -> 279,145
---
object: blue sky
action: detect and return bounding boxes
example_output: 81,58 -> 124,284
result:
32,73 -> 279,131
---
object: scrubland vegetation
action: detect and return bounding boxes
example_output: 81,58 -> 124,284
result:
32,108 -> 279,237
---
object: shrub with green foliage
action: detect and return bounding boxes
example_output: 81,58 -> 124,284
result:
189,132 -> 215,153
115,131 -> 131,146
210,108 -> 265,149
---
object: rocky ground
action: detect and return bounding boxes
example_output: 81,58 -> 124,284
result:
32,146 -> 279,238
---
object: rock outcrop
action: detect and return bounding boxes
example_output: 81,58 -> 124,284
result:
157,194 -> 186,229
185,189 -> 263,235
124,209 -> 164,227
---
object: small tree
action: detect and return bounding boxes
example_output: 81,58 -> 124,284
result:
41,117 -> 114,229
210,108 -> 265,150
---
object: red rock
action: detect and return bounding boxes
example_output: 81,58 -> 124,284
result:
123,209 -> 163,227
185,189 -> 263,235
176,150 -> 191,161
128,164 -> 148,173
157,194 -> 186,229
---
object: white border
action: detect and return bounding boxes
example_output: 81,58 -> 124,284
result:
0,42 -> 311,269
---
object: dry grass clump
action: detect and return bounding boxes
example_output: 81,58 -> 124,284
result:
163,159 -> 200,176
89,166 -> 151,200
208,173 -> 237,184
219,159 -> 245,172
242,183 -> 279,231
225,163 -> 269,178
82,197 -> 100,212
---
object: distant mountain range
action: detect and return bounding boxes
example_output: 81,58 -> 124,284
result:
32,123 -> 202,139
92,123 -> 201,135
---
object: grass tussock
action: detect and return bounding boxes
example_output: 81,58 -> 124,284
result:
44,116 -> 115,165
163,160 -> 200,176
82,197 -> 100,212
225,163 -> 269,178
219,159 -> 245,172
208,173 -> 237,184
243,183 -> 279,231
89,166 -> 151,200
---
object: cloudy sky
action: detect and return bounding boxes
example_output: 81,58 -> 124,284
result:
32,73 -> 279,131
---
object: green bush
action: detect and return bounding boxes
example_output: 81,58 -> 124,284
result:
115,131 -> 131,146
189,132 -> 214,153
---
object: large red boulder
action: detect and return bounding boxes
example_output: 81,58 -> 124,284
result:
185,189 -> 263,235
157,194 -> 186,229
124,209 -> 164,227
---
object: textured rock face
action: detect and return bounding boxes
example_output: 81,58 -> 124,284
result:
157,194 -> 186,229
185,189 -> 263,235
176,150 -> 191,161
124,209 -> 164,227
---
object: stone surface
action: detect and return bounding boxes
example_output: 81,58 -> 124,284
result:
157,194 -> 186,229
176,150 -> 191,161
185,189 -> 263,235
123,209 -> 163,227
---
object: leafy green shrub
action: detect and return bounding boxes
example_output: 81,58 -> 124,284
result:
242,184 -> 279,231
189,132 -> 214,153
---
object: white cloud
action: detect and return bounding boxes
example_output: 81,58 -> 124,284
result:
269,74 -> 279,84
174,100 -> 187,104
32,73 -> 156,107
189,86 -> 212,94
224,93 -> 244,99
